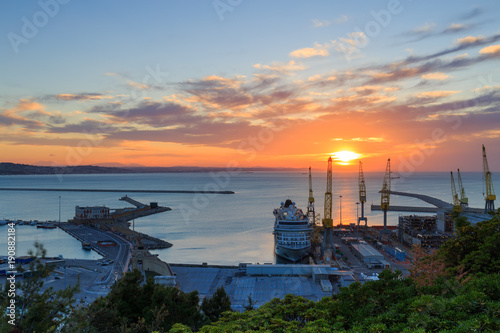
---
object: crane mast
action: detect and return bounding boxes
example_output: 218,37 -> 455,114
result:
450,171 -> 462,213
307,167 -> 315,225
457,169 -> 468,207
321,157 -> 335,258
358,161 -> 367,227
482,144 -> 496,213
381,158 -> 391,232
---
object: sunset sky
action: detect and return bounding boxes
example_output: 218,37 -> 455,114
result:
1,1 -> 500,172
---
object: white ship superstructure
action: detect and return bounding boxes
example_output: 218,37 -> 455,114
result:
273,199 -> 313,261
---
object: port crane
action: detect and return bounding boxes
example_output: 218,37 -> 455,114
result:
380,158 -> 391,233
450,171 -> 462,213
457,169 -> 468,207
482,144 -> 496,213
307,167 -> 315,225
358,161 -> 368,227
321,157 -> 335,258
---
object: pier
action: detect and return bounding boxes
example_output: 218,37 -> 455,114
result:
371,204 -> 438,213
371,190 -> 485,214
0,188 -> 234,194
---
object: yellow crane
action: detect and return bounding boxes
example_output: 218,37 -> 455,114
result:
381,158 -> 391,232
358,161 -> 368,227
482,144 -> 496,213
450,171 -> 462,213
307,167 -> 315,225
321,157 -> 335,258
457,169 -> 468,207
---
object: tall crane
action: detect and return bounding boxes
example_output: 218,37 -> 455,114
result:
381,158 -> 391,232
457,169 -> 468,207
450,171 -> 462,213
482,144 -> 496,213
358,161 -> 368,227
321,157 -> 335,258
307,167 -> 315,225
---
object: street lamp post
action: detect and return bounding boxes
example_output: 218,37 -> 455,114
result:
356,202 -> 360,242
339,195 -> 342,228
58,196 -> 61,223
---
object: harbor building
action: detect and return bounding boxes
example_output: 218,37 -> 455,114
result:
398,215 -> 452,248
350,243 -> 389,269
75,206 -> 111,220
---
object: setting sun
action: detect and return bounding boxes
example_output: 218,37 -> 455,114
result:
332,151 -> 362,165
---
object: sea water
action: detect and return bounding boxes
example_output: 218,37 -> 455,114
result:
0,171 -> 496,264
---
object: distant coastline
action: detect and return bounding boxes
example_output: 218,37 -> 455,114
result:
0,162 -> 301,175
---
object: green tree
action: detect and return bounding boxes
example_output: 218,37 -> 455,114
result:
201,286 -> 232,323
63,270 -> 205,332
440,210 -> 500,275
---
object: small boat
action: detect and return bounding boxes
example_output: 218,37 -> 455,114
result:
36,224 -> 57,229
81,242 -> 92,251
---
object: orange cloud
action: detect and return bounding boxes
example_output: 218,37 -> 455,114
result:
457,35 -> 484,45
253,60 -> 306,74
415,91 -> 460,98
56,93 -> 114,101
290,46 -> 329,58
421,73 -> 451,80
479,44 -> 500,55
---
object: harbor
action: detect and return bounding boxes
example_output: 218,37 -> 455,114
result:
1,153 -> 497,310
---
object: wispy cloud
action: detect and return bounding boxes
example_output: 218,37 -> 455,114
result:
334,15 -> 348,25
412,22 -> 436,34
312,19 -> 331,28
253,60 -> 306,75
289,43 -> 329,58
55,93 -> 114,101
421,72 -> 451,81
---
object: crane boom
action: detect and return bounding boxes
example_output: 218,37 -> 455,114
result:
380,158 -> 391,233
308,167 -> 314,203
321,157 -> 335,258
381,159 -> 391,211
359,161 -> 366,203
307,167 -> 315,225
358,161 -> 368,227
450,171 -> 461,212
482,144 -> 496,212
457,169 -> 468,207
322,157 -> 333,227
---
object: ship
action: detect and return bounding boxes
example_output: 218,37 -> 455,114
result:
36,223 -> 57,229
273,199 -> 313,261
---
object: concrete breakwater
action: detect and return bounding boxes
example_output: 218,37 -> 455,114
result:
0,188 -> 234,194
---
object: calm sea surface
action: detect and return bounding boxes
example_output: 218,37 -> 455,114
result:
0,171 -> 497,264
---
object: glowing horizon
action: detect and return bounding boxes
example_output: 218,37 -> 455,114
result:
1,2 -> 500,173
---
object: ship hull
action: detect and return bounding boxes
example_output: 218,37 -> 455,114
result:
275,243 -> 311,262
